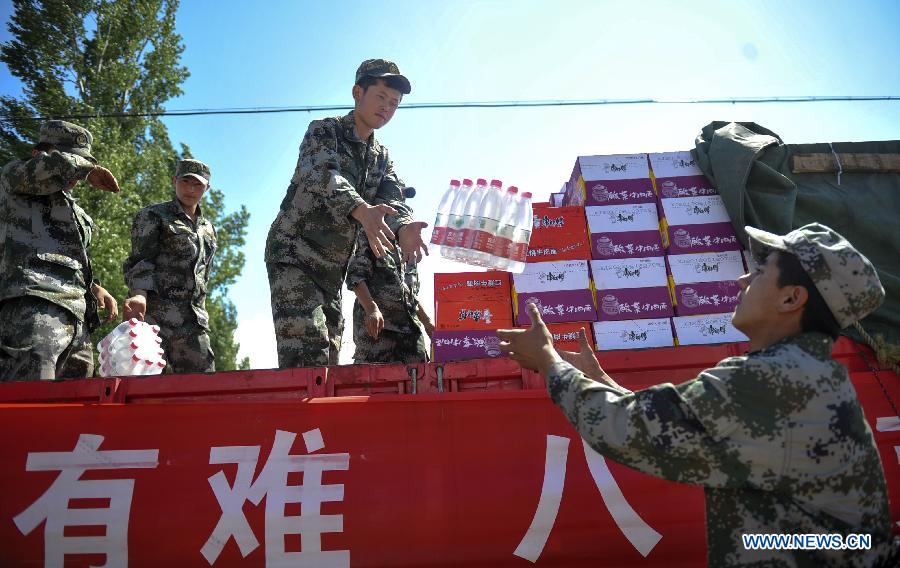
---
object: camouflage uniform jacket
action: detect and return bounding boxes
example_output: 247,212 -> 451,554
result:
346,201 -> 422,334
264,111 -> 414,291
0,151 -> 98,323
123,199 -> 217,330
548,332 -> 892,566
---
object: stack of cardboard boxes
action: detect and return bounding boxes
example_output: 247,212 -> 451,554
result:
432,150 -> 751,362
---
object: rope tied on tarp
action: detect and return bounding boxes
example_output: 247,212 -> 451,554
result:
853,321 -> 900,375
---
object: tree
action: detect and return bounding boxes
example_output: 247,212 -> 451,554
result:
0,0 -> 250,371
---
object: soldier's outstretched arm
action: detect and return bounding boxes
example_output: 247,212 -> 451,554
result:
500,303 -> 745,489
296,120 -> 366,221
3,151 -> 94,195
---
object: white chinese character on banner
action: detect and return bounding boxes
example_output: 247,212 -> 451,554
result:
13,434 -> 159,568
514,435 -> 661,563
202,429 -> 350,567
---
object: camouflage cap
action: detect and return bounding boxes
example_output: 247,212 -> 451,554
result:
746,223 -> 885,328
38,120 -> 96,163
175,159 -> 211,185
355,59 -> 411,94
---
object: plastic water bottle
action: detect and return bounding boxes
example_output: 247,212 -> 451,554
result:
97,318 -> 141,351
429,179 -> 461,253
506,191 -> 534,273
459,178 -> 489,261
468,179 -> 504,266
492,186 -> 520,270
442,178 -> 473,260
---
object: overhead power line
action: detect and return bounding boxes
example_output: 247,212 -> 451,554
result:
1,95 -> 898,121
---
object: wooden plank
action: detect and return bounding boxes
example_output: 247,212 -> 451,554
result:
792,153 -> 900,174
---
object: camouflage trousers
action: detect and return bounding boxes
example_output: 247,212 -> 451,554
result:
267,262 -> 343,368
156,327 -> 215,375
352,303 -> 429,364
0,296 -> 93,381
145,300 -> 215,374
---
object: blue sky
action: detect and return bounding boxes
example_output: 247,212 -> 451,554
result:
2,0 -> 899,367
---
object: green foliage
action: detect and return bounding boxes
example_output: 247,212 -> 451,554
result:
1,0 -> 250,370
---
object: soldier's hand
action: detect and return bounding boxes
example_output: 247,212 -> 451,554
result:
86,166 -> 120,193
496,303 -> 561,375
558,328 -> 605,381
398,221 -> 429,265
123,293 -> 147,321
365,306 -> 384,339
351,203 -> 397,259
93,285 -> 119,323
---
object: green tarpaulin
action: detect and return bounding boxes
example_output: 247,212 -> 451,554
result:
694,122 -> 899,361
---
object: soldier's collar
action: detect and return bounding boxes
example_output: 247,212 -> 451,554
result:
169,198 -> 205,222
341,111 -> 377,147
768,332 -> 834,359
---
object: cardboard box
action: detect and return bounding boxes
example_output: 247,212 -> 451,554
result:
591,257 -> 673,321
516,321 -> 594,352
512,260 -> 597,325
672,314 -> 748,346
648,151 -> 717,198
585,203 -> 664,259
569,154 -> 656,207
433,330 -> 505,362
667,251 -> 744,316
551,192 -> 565,207
434,271 -> 511,303
592,318 -> 675,351
527,204 -> 591,262
435,299 -> 514,331
660,196 -> 740,254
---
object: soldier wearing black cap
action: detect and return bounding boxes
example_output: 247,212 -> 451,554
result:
122,159 -> 218,374
265,59 -> 429,368
0,120 -> 121,381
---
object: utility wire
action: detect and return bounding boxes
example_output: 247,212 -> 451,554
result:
1,95 -> 898,121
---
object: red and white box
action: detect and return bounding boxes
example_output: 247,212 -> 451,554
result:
586,203 -> 664,260
527,204 -> 591,262
660,196 -> 740,254
667,251 -> 745,316
433,330 -> 504,362
591,257 -> 673,321
672,313 -> 748,346
512,260 -> 597,325
434,271 -> 511,303
592,318 -> 675,351
569,154 -> 655,207
517,321 -> 595,352
435,299 -> 514,331
648,151 -> 717,198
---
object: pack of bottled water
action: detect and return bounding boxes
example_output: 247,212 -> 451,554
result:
97,318 -> 166,377
429,178 -> 533,272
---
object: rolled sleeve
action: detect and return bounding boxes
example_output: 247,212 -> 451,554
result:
297,121 -> 366,221
346,230 -> 374,291
376,158 -> 414,233
123,209 -> 162,293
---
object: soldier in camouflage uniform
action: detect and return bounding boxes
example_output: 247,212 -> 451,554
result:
0,121 -> 120,381
347,198 -> 433,364
265,59 -> 428,368
122,159 -> 217,373
498,223 -> 895,566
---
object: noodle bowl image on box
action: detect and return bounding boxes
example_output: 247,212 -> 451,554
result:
648,151 -> 718,198
666,251 -> 745,316
590,257 -> 673,321
586,203 -> 664,260
512,260 -> 597,325
660,195 -> 740,254
568,153 -> 656,207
